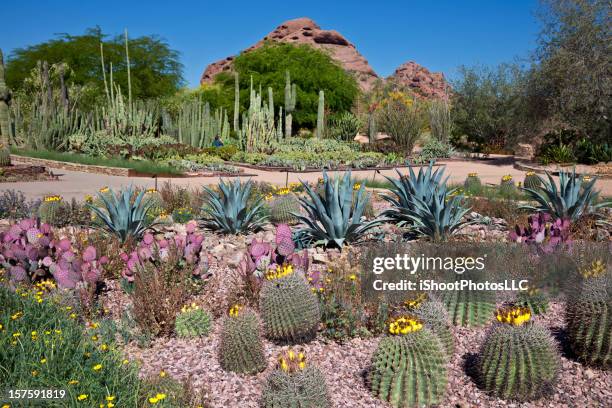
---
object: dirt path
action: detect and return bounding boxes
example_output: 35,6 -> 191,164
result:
2,157 -> 611,200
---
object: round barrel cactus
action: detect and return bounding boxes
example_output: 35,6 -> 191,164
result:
464,172 -> 481,191
270,193 -> 300,225
566,262 -> 611,369
368,316 -> 447,407
261,349 -> 330,408
523,171 -> 542,190
174,303 -> 211,338
439,288 -> 496,327
413,300 -> 455,357
499,175 -> 517,196
478,306 -> 560,401
516,287 -> 549,315
218,305 -> 267,374
260,266 -> 320,343
38,195 -> 65,225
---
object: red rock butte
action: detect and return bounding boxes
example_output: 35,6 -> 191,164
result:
200,17 -> 450,98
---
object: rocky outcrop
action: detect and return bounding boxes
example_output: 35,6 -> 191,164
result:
200,17 -> 379,90
387,61 -> 450,99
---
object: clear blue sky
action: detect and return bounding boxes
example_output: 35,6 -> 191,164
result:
1,0 -> 541,87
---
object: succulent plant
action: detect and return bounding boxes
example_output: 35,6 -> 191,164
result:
509,212 -> 571,252
47,239 -> 108,289
368,317 -> 448,407
520,168 -> 611,222
499,175 -> 517,196
269,193 -> 300,225
88,185 -> 158,243
295,171 -> 382,248
38,195 -> 66,225
413,299 -> 455,357
0,146 -> 10,167
523,171 -> 542,190
381,162 -> 473,241
260,266 -> 320,343
200,178 -> 267,234
566,263 -> 611,369
218,305 -> 267,374
262,349 -> 330,408
477,306 -> 560,401
464,172 -> 481,191
516,287 -> 549,315
120,221 -> 208,282
439,287 -> 496,327
175,303 -> 212,338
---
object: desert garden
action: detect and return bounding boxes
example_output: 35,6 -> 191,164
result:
1,1 -> 611,407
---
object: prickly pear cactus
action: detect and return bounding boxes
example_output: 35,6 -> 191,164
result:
270,194 -> 300,225
566,260 -> 611,369
260,266 -> 320,343
218,305 -> 267,374
368,316 -> 448,407
464,172 -> 481,191
523,172 -> 542,190
175,303 -> 211,338
261,349 -> 330,408
478,306 -> 560,401
38,195 -> 65,225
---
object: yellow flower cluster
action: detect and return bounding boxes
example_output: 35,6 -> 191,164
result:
44,195 -> 62,202
180,302 -> 200,314
229,304 -> 243,317
495,305 -> 531,326
265,183 -> 301,201
84,194 -> 94,203
582,175 -> 592,182
35,279 -> 56,292
404,292 -> 427,309
148,393 -> 167,404
99,186 -> 110,193
388,316 -> 423,335
353,183 -> 361,191
526,171 -> 536,176
265,264 -> 294,280
502,175 -> 513,182
580,260 -> 606,279
145,188 -> 158,194
277,349 -> 306,373
468,172 -> 478,177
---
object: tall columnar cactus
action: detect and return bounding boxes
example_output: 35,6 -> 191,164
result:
259,266 -> 320,343
523,171 -> 542,190
261,349 -> 330,408
477,306 -> 560,401
413,299 -> 455,358
175,303 -> 212,338
440,287 -> 496,327
284,71 -> 296,138
0,148 -> 10,167
0,49 -> 11,162
566,261 -> 611,369
218,305 -> 267,374
38,195 -> 66,225
270,193 -> 301,225
233,72 -> 240,132
368,316 -> 448,407
368,110 -> 376,144
316,90 -> 325,139
239,84 -> 278,153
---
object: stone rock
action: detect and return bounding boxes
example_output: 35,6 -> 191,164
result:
387,61 -> 450,100
201,17 -> 379,91
516,143 -> 536,160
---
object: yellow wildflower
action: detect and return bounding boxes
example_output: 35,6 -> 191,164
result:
93,364 -> 103,371
68,380 -> 79,385
77,394 -> 88,401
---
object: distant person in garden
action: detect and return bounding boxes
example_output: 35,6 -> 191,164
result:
213,135 -> 224,148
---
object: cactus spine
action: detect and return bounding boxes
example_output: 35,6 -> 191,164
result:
218,306 -> 267,374
0,49 -> 12,162
316,90 -> 325,139
368,319 -> 448,408
284,71 -> 296,138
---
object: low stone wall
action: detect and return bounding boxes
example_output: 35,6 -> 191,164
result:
10,155 -> 131,177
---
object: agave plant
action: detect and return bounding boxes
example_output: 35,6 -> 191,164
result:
520,169 -> 610,222
88,186 -> 158,243
200,178 -> 267,234
295,171 -> 382,248
381,161 -> 473,241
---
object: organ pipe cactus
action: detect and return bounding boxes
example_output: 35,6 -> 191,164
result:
316,90 -> 324,139
284,71 -> 297,138
233,72 -> 240,131
0,49 -> 11,149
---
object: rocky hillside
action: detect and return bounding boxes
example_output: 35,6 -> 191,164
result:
200,17 -> 449,97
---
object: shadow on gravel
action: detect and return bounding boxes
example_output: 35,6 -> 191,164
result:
462,352 -> 482,389
550,325 -> 577,360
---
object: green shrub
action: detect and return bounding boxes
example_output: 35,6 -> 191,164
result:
575,139 -> 612,164
218,306 -> 267,374
202,145 -> 238,161
327,112 -> 361,141
418,139 -> 455,161
539,143 -> 575,164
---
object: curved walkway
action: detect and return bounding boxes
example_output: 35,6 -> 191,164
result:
3,157 -> 612,201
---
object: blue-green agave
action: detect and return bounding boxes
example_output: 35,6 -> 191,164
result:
87,186 -> 158,243
520,169 -> 611,222
200,178 -> 267,234
381,162 -> 473,241
295,171 -> 382,248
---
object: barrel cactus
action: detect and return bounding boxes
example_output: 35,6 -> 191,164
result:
261,349 -> 330,408
566,260 -> 611,369
464,172 -> 481,192
218,305 -> 267,374
499,175 -> 517,196
368,316 -> 448,407
38,195 -> 65,225
413,299 -> 455,357
516,287 -> 549,315
175,303 -> 212,338
270,193 -> 300,225
259,265 -> 320,343
353,183 -> 375,219
523,171 -> 542,190
477,305 -> 560,401
0,145 -> 10,167
439,288 -> 496,327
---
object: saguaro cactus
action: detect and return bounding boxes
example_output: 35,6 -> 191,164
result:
316,90 -> 325,139
233,72 -> 240,131
284,71 -> 296,138
0,49 -> 11,164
